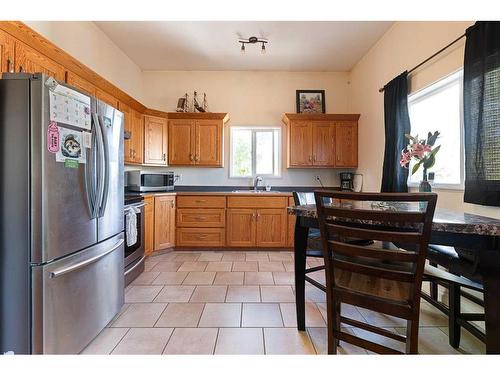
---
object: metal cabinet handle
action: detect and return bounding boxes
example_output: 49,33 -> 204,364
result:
7,58 -> 13,73
196,216 -> 207,221
171,201 -> 175,208
195,155 -> 200,162
162,153 -> 166,161
195,200 -> 206,203
197,235 -> 208,239
189,154 -> 194,161
308,155 -> 312,162
49,239 -> 124,278
19,65 -> 24,73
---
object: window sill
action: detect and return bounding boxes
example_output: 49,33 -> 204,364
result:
408,183 -> 464,191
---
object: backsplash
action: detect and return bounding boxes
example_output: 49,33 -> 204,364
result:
124,164 -> 350,187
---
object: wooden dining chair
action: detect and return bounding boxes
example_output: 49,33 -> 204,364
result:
314,190 -> 437,354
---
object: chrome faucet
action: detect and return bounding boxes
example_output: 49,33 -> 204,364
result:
253,176 -> 263,192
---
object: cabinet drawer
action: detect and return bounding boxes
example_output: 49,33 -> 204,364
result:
176,208 -> 225,227
176,228 -> 225,247
177,195 -> 226,208
227,196 -> 288,209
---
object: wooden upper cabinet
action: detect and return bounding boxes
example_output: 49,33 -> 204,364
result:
288,121 -> 313,167
195,120 -> 222,166
334,121 -> 358,167
154,195 -> 175,250
169,120 -> 195,165
120,102 -> 134,163
66,71 -> 96,96
312,121 -> 335,166
131,110 -> 144,164
0,29 -> 15,73
167,113 -> 228,167
96,87 -> 118,108
14,41 -> 65,81
144,115 -> 168,165
282,113 -> 359,169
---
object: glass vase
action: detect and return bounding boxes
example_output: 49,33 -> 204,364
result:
419,168 -> 432,192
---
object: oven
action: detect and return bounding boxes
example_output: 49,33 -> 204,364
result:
124,195 -> 146,285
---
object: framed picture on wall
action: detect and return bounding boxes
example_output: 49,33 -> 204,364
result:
296,90 -> 326,113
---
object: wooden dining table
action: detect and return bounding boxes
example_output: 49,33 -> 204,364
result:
288,203 -> 500,354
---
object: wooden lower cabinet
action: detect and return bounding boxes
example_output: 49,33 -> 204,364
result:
256,209 -> 287,247
227,208 -> 287,248
154,195 -> 175,250
177,208 -> 225,228
176,228 -> 225,247
144,196 -> 154,255
226,209 -> 256,247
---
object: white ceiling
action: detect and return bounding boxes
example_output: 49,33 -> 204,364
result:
94,21 -> 393,72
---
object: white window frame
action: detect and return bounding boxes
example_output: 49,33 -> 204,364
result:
407,69 -> 465,190
229,126 -> 282,179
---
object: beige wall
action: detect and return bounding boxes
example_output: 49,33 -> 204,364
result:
349,21 -> 499,218
138,70 -> 352,187
25,21 -> 144,102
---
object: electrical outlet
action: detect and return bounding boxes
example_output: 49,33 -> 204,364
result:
174,174 -> 182,183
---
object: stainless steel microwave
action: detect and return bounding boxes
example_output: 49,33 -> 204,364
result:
126,171 -> 174,192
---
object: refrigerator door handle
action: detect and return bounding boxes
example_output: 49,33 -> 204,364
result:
96,115 -> 110,218
94,113 -> 106,218
84,118 -> 98,218
49,239 -> 124,279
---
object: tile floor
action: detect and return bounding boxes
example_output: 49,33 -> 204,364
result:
81,250 -> 485,355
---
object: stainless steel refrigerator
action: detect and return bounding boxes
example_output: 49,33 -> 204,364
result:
0,73 -> 124,354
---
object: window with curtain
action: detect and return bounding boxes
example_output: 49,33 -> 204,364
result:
408,70 -> 464,188
230,127 -> 281,178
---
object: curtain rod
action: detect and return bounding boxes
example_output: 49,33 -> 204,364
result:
378,32 -> 466,93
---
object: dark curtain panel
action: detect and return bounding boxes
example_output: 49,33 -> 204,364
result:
463,21 -> 500,206
381,71 -> 411,192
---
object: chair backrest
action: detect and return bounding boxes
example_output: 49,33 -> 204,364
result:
314,190 -> 437,316
293,191 -> 315,206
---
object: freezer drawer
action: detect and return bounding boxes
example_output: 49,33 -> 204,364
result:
31,233 -> 124,354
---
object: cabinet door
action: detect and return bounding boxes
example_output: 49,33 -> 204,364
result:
131,110 -> 144,164
195,120 -> 222,166
120,102 -> 134,164
335,121 -> 358,167
95,87 -> 118,108
144,116 -> 168,165
66,71 -> 96,96
312,121 -> 335,167
256,209 -> 287,247
168,120 -> 194,165
15,41 -> 65,81
0,29 -> 15,73
144,196 -> 154,255
154,195 -> 176,250
226,209 -> 256,247
289,121 -> 312,167
287,197 -> 295,247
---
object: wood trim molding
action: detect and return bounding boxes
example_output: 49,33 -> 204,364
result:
0,21 -> 147,113
167,112 -> 230,123
282,113 -> 360,125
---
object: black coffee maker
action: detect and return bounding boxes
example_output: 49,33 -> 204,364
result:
339,172 -> 354,191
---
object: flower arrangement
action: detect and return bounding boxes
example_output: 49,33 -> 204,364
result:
400,131 -> 441,178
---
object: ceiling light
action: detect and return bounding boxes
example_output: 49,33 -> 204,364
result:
238,36 -> 268,54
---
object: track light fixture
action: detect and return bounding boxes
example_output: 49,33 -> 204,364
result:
239,36 -> 268,54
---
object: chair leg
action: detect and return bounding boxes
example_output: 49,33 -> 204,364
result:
334,300 -> 341,348
449,282 -> 461,348
429,262 -> 439,301
326,288 -> 338,354
405,318 -> 419,354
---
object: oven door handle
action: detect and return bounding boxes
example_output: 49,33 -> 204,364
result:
124,202 -> 147,212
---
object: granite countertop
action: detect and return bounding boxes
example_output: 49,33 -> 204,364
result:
288,203 -> 500,236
